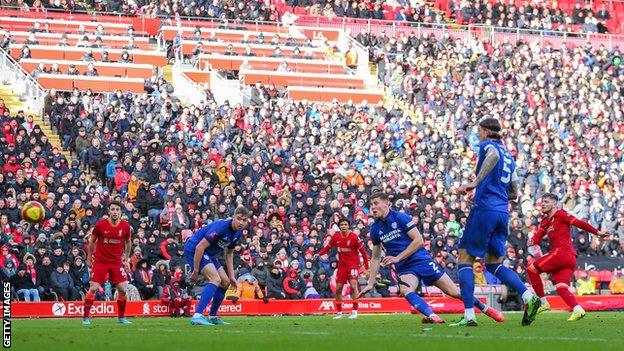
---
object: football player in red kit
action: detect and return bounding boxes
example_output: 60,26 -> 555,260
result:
527,193 -> 609,321
82,200 -> 133,325
315,218 -> 369,319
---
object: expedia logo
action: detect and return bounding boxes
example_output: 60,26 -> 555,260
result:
52,303 -> 66,316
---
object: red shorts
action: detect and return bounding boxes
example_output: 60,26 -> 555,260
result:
336,266 -> 359,284
533,248 -> 576,285
91,262 -> 128,285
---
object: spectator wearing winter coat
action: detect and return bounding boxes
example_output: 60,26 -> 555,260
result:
313,269 -> 332,298
69,256 -> 89,293
266,265 -> 285,299
51,262 -> 80,301
251,261 -> 269,289
133,259 -> 157,299
11,265 -> 41,301
153,260 -> 171,298
283,268 -> 304,299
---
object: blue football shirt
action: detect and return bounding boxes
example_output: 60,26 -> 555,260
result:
184,219 -> 242,257
370,210 -> 431,271
473,139 -> 517,212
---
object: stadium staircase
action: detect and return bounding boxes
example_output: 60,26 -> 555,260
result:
0,84 -> 72,161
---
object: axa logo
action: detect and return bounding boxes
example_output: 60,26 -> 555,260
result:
52,302 -> 66,316
318,301 -> 335,311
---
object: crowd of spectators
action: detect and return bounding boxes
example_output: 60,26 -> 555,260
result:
449,0 -> 613,33
1,0 -> 282,22
1,4 -> 624,306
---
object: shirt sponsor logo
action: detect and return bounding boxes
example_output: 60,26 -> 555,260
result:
103,238 -> 121,244
379,230 -> 402,243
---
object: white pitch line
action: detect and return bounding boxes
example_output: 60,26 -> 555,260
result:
367,333 -> 609,343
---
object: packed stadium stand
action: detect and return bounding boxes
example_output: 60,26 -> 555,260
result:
0,2 -> 623,311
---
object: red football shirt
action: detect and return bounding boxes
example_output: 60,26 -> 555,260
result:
530,209 -> 598,256
317,232 -> 369,270
92,219 -> 132,264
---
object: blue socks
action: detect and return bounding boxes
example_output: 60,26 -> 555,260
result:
458,264 -> 475,309
486,263 -> 527,295
196,283 -> 218,315
473,298 -> 486,311
209,287 -> 227,317
405,292 -> 433,317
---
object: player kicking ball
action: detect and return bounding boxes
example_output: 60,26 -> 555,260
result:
456,118 -> 540,327
82,201 -> 133,325
527,193 -> 609,321
361,192 -> 504,325
185,206 -> 251,326
314,218 -> 369,319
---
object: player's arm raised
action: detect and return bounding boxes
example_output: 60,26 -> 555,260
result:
381,227 -> 423,266
190,238 -> 210,282
360,244 -> 382,298
225,247 -> 237,290
314,235 -> 335,259
459,146 -> 499,193
561,211 -> 609,238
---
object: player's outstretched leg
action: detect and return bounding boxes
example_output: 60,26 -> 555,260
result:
485,261 -> 539,326
554,283 -> 585,321
473,298 -> 505,322
527,265 -> 550,314
399,274 -> 444,324
430,272 -> 504,325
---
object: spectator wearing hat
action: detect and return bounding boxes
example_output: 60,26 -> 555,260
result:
11,265 -> 41,301
51,261 -> 80,301
266,264 -> 285,299
153,260 -> 171,299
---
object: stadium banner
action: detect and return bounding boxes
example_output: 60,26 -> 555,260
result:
8,296 -> 624,318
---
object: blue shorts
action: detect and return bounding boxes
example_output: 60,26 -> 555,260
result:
396,259 -> 444,286
184,249 -> 222,272
459,208 -> 508,258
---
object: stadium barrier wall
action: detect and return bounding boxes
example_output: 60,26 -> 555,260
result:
9,296 -> 624,318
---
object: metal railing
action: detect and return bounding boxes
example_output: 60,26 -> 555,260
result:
294,15 -> 624,50
0,46 -> 45,116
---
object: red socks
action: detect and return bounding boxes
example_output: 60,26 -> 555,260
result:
353,300 -> 358,311
117,295 -> 127,318
84,292 -> 95,319
527,266 -> 545,297
556,286 -> 579,309
336,302 -> 342,312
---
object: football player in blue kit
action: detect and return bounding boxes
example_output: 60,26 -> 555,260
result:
456,118 -> 540,327
184,206 -> 251,326
362,192 -> 504,324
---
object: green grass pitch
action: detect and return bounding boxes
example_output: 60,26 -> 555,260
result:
10,312 -> 624,351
